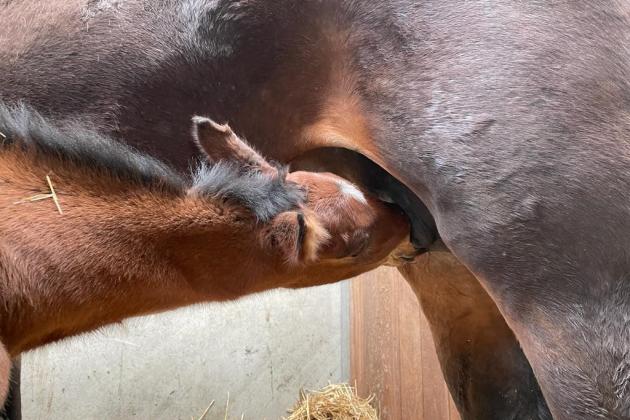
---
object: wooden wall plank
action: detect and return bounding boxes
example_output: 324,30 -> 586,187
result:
418,305 -> 450,420
350,269 -> 402,419
398,278 -> 424,419
351,267 -> 460,420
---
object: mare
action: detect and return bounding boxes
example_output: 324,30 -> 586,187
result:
6,1 -> 630,418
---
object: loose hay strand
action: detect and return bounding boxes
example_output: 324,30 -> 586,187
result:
284,383 -> 378,420
306,394 -> 310,420
224,391 -> 230,420
46,174 -> 63,214
197,400 -> 215,420
13,194 -> 54,204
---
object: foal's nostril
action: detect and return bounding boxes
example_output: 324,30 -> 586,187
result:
346,231 -> 370,258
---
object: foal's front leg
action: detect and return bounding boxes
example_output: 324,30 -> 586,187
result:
400,244 -> 551,420
0,343 -> 12,418
0,362 -> 19,420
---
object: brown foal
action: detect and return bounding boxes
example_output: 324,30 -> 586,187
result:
0,105 -> 411,405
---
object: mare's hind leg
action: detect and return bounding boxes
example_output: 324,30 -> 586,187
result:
502,280 -> 630,419
400,243 -> 551,420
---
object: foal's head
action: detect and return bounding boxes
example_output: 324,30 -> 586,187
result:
190,117 -> 414,290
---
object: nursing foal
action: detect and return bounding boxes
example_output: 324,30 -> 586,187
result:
0,104 -> 410,406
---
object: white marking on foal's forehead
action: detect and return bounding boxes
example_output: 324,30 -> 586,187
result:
337,180 -> 368,204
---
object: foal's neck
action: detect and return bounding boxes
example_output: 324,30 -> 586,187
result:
0,151 -> 247,355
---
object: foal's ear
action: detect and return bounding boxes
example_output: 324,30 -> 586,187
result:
260,210 -> 330,265
191,116 -> 277,175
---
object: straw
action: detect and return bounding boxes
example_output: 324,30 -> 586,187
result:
46,175 -> 63,214
197,401 -> 215,420
13,174 -> 63,215
284,383 -> 378,420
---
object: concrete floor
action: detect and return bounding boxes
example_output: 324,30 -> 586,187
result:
21,282 -> 350,420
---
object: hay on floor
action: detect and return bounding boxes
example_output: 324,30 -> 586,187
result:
284,384 -> 378,420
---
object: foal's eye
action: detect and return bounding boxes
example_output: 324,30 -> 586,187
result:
296,212 -> 306,247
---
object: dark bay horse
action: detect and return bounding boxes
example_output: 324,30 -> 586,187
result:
0,102 -> 411,406
4,1 -> 630,419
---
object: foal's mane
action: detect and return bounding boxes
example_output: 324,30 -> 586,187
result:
0,102 -> 186,194
0,102 -> 303,221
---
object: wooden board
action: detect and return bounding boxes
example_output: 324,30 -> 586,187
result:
350,267 -> 461,420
